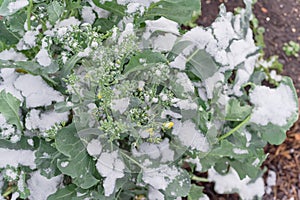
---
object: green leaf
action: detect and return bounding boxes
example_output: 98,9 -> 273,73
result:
0,90 -> 22,130
144,0 -> 201,25
35,139 -> 65,178
123,50 -> 167,75
55,124 -> 100,189
0,60 -> 59,76
0,136 -> 37,150
259,124 -> 286,145
47,184 -> 77,200
92,0 -> 125,16
188,185 -> 205,200
0,20 -> 19,45
60,54 -> 82,77
6,10 -> 26,34
94,18 -> 118,33
186,49 -> 219,80
47,1 -> 64,25
164,169 -> 191,197
225,98 -> 252,121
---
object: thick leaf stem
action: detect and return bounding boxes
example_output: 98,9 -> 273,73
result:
119,151 -> 145,170
218,115 -> 251,141
27,0 -> 33,30
191,175 -> 209,182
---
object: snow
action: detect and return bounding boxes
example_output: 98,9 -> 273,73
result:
174,99 -> 198,110
208,168 -> 264,200
87,139 -> 102,157
82,6 -> 96,24
0,69 -> 23,101
212,12 -> 237,49
172,120 -> 210,152
266,170 -> 276,194
204,71 -> 224,99
169,54 -> 186,70
175,72 -> 194,93
142,165 -> 179,190
23,31 -> 39,47
233,148 -> 248,155
117,0 -> 159,7
132,139 -> 174,163
0,114 -> 15,140
111,97 -> 130,114
35,48 -> 51,67
182,27 -> 214,50
14,74 -> 64,108
148,186 -> 164,200
152,33 -> 178,51
60,161 -> 69,168
0,48 -> 27,61
7,0 -> 29,14
4,168 -> 18,180
25,109 -> 68,132
56,17 -> 81,29
161,110 -> 182,119
96,151 -> 125,196
0,148 -> 36,169
250,83 -> 297,126
27,171 -> 62,200
185,157 -> 202,171
144,17 -> 179,40
118,23 -> 134,44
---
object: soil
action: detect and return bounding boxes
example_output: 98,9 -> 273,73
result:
197,0 -> 300,199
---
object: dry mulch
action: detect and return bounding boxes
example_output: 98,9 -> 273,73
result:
198,0 -> 300,199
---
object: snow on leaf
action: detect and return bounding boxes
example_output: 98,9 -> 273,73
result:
95,151 -> 125,196
14,74 -> 63,108
0,0 -> 28,16
208,167 -> 264,200
27,170 -> 62,200
250,80 -> 297,126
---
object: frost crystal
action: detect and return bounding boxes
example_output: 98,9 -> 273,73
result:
96,151 -> 125,196
250,83 -> 297,126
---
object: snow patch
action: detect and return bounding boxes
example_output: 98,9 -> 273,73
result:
87,139 -> 102,157
96,151 -> 125,196
27,171 -> 62,200
208,168 -> 264,200
172,120 -> 209,152
250,83 -> 297,126
14,74 -> 64,108
0,148 -> 36,169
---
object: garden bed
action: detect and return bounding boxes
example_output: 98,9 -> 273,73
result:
199,0 -> 300,199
